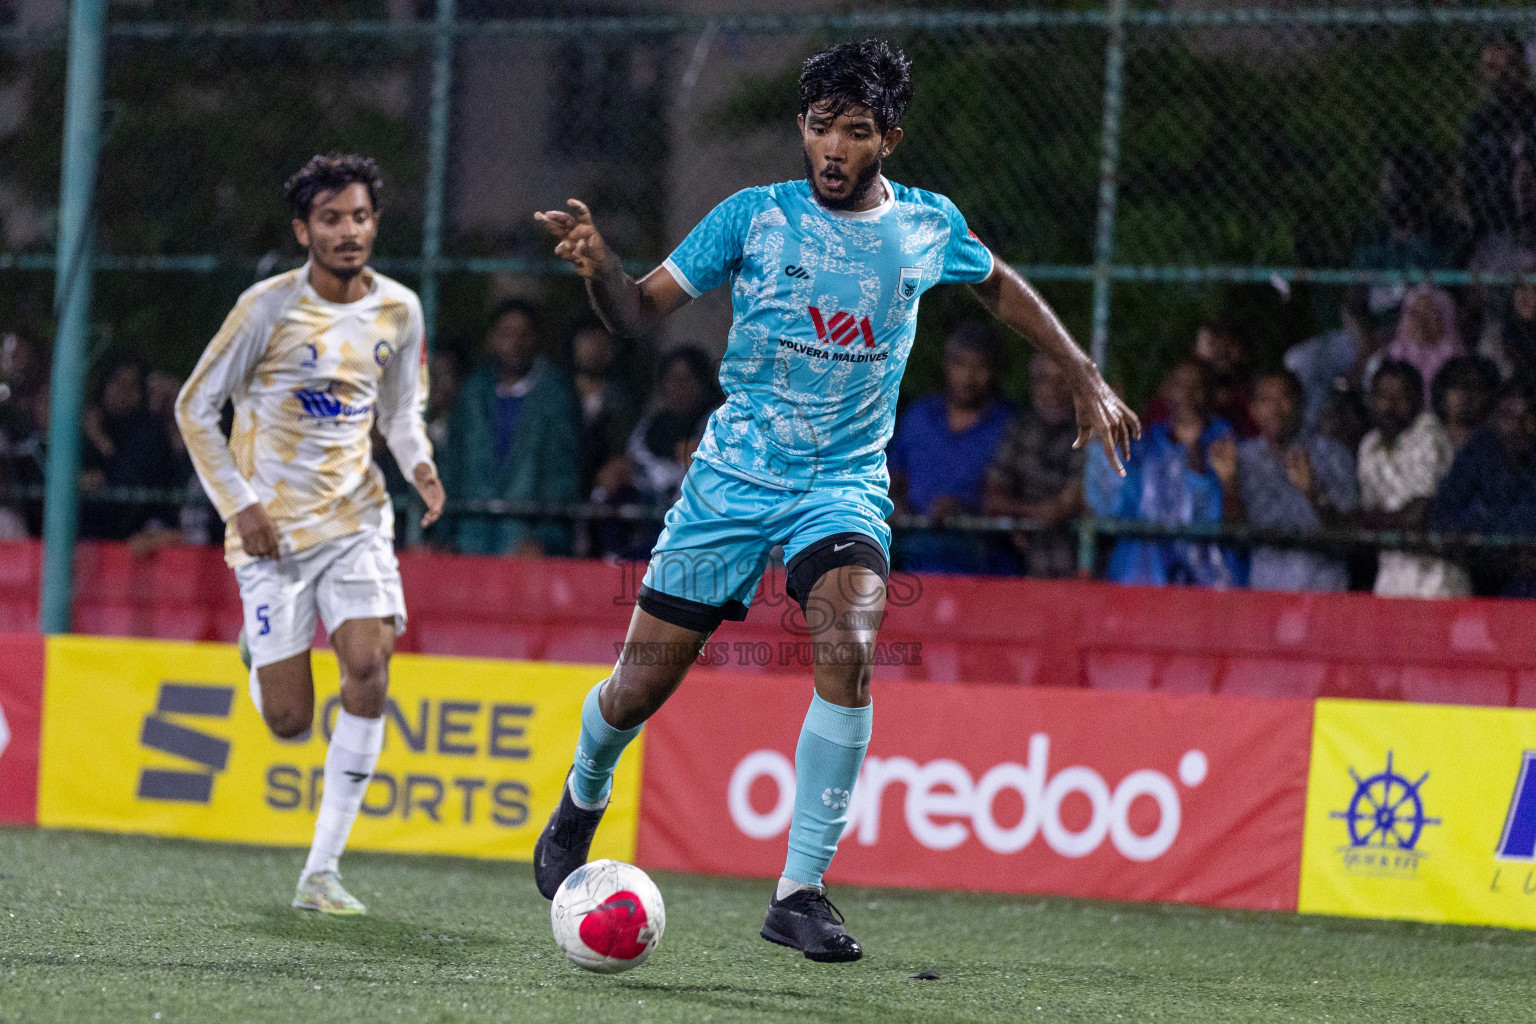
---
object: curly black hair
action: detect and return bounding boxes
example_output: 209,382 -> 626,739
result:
284,153 -> 383,222
1430,355 -> 1500,421
1373,359 -> 1425,406
799,39 -> 913,135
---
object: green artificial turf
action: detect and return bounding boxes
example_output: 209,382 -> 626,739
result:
2,827 -> 1534,1023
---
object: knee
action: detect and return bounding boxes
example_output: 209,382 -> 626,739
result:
340,649 -> 390,716
602,670 -> 676,731
815,647 -> 873,708
264,704 -> 313,739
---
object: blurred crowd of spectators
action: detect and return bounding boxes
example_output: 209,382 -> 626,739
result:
1048,35 -> 1536,599
5,35 -> 1536,600
4,275 -> 1536,599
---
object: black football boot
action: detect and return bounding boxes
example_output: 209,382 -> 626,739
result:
761,888 -> 863,963
533,774 -> 607,899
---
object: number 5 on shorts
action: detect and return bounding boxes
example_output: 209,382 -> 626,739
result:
255,604 -> 272,636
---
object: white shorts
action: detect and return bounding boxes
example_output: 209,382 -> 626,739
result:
235,527 -> 407,669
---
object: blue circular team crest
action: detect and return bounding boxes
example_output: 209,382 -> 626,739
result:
374,340 -> 395,367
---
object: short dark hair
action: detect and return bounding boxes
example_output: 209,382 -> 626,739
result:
1171,354 -> 1216,389
487,297 -> 540,334
660,345 -> 717,392
284,153 -> 383,222
945,319 -> 1005,373
1373,359 -> 1424,402
1197,315 -> 1245,345
569,316 -> 610,341
93,353 -> 146,403
799,40 -> 913,135
1255,368 -> 1305,407
1431,355 -> 1500,420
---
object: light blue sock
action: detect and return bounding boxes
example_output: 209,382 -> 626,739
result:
783,692 -> 873,887
570,680 -> 641,808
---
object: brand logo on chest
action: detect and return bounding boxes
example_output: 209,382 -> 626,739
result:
808,306 -> 875,348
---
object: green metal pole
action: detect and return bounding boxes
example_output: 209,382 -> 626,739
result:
408,0 -> 454,548
1076,517 -> 1097,578
1089,0 -> 1126,370
40,0 -> 108,635
419,0 -> 453,349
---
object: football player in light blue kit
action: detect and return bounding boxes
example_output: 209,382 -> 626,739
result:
533,39 -> 1139,962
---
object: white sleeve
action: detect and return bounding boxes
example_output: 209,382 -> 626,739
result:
377,295 -> 434,477
173,296 -> 267,521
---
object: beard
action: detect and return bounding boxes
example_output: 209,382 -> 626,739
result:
803,150 -> 883,212
315,245 -> 367,281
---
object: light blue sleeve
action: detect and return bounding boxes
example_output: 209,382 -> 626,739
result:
934,194 -> 995,286
662,189 -> 759,298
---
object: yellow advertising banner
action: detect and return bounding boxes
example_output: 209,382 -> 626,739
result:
1299,698 -> 1536,929
37,636 -> 640,862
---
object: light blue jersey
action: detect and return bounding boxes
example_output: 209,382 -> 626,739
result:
663,176 -> 994,493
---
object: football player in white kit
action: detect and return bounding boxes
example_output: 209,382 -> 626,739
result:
175,154 -> 445,914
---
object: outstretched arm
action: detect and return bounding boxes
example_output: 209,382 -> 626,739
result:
535,199 -> 690,336
970,259 -> 1141,475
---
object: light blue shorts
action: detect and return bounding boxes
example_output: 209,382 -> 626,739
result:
637,458 -> 892,631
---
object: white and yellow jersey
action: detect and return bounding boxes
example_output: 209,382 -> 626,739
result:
175,264 -> 433,567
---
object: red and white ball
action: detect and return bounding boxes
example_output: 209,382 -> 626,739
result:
550,859 -> 665,973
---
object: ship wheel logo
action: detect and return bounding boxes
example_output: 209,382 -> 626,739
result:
1331,750 -> 1441,851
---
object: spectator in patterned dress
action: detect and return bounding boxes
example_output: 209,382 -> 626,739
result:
1357,360 -> 1470,598
983,351 -> 1086,578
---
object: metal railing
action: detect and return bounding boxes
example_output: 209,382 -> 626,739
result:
6,484 -> 1531,585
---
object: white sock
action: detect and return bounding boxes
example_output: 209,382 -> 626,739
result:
302,710 -> 384,878
776,876 -> 822,901
567,774 -> 610,812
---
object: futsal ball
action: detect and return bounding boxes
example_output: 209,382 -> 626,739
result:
550,859 -> 665,973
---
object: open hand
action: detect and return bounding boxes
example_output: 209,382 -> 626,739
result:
413,462 -> 446,529
534,199 -> 610,278
1207,436 -> 1239,485
1071,372 -> 1141,477
1282,445 -> 1314,498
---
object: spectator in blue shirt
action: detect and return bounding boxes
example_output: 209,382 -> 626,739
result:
1431,354 -> 1500,454
1234,370 -> 1358,592
888,320 -> 1015,574
1430,380 -> 1536,596
1091,357 -> 1244,588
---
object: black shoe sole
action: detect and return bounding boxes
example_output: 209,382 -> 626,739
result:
760,924 -> 864,963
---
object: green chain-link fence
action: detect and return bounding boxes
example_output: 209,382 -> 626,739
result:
7,4 -> 1536,369
5,2 -> 1536,621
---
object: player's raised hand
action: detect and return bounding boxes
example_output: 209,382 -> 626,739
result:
1072,373 -> 1141,478
235,502 -> 282,560
534,199 -> 610,278
412,462 -> 446,529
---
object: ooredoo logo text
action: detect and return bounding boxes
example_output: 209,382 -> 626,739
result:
727,734 -> 1208,862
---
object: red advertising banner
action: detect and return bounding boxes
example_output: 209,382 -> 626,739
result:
0,632 -> 44,823
2,538 -> 1533,708
638,674 -> 1313,910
